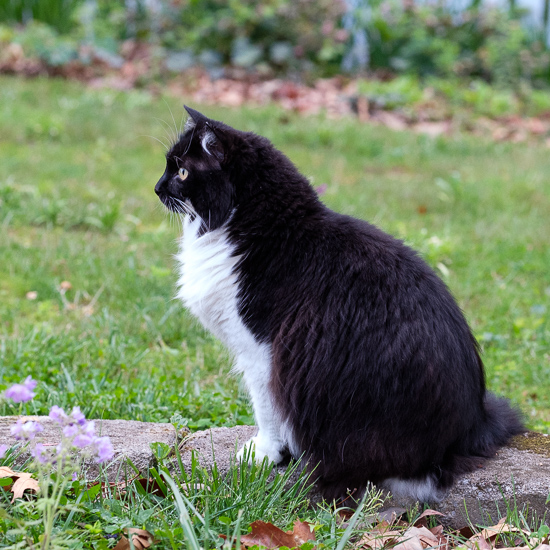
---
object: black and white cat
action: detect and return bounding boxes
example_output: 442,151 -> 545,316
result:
155,106 -> 523,502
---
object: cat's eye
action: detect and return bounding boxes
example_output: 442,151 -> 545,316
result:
178,168 -> 188,181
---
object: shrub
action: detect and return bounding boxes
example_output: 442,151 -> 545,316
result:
365,0 -> 550,86
0,0 -> 549,85
0,0 -> 82,34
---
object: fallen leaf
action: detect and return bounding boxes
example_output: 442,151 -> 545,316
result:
413,509 -> 445,528
357,526 -> 402,549
113,528 -> 155,550
392,529 -> 425,550
473,517 -> 529,544
0,467 -> 39,501
135,477 -> 167,497
290,520 -> 316,546
379,507 -> 408,524
374,111 -> 408,131
457,525 -> 476,540
396,526 -> 439,550
413,121 -> 449,137
240,520 -> 315,549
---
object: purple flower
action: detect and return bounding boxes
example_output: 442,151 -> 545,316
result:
31,442 -> 50,464
4,376 -> 37,403
93,436 -> 114,463
72,472 -> 78,481
49,405 -> 68,425
10,419 -> 43,441
82,420 -> 95,435
70,406 -> 86,426
0,444 -> 8,459
73,433 -> 94,448
63,424 -> 80,438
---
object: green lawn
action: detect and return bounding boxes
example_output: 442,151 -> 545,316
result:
0,75 -> 549,433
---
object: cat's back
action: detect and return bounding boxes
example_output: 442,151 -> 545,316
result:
237,203 -> 458,330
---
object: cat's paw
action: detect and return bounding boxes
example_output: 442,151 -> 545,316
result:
237,436 -> 284,465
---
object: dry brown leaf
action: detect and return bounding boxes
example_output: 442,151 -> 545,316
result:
472,517 -> 529,545
396,526 -> 440,550
413,121 -> 449,137
12,475 -> 40,500
113,535 -> 130,550
472,537 -> 492,550
457,525 -> 476,540
0,467 -> 39,501
240,520 -> 315,549
0,466 -> 18,479
413,509 -> 445,529
290,520 -> 316,547
134,477 -> 167,497
392,528 -> 425,550
379,507 -> 408,525
113,528 -> 155,550
357,527 -> 402,549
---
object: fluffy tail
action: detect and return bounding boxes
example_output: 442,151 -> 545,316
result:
477,392 -> 524,455
453,392 -> 524,474
436,392 -> 524,493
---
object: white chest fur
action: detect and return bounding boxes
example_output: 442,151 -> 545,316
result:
175,215 -> 264,362
175,215 -> 289,463
176,216 -> 244,352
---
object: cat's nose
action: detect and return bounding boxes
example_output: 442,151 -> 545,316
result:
155,176 -> 166,196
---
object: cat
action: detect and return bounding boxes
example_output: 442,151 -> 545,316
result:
155,106 -> 524,502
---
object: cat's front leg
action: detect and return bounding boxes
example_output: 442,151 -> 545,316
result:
237,432 -> 285,464
236,354 -> 287,465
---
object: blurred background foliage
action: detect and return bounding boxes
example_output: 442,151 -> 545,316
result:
0,0 -> 549,88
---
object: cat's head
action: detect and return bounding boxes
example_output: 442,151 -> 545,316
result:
155,106 -> 247,231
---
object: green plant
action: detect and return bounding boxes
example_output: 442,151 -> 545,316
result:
9,20 -> 79,66
365,0 -> 550,86
1,378 -> 114,549
0,0 -> 82,34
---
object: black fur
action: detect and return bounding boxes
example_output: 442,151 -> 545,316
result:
155,108 -> 524,501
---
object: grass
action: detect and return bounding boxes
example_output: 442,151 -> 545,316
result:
1,75 -> 549,431
0,73 -> 548,544
1,440 -> 386,549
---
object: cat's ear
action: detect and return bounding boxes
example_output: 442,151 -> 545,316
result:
201,122 -> 242,165
183,105 -> 240,163
184,105 -> 209,126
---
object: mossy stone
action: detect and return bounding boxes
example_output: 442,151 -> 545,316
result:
509,431 -> 550,457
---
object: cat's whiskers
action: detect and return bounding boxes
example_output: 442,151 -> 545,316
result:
153,117 -> 179,147
163,98 -> 180,145
156,199 -> 176,230
172,197 -> 195,218
140,134 -> 170,152
172,197 -> 207,232
178,109 -> 186,137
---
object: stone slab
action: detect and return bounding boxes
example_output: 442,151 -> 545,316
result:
175,426 -> 550,529
3,417 -> 549,529
0,416 -> 177,479
435,432 -> 550,528
178,425 -> 257,474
